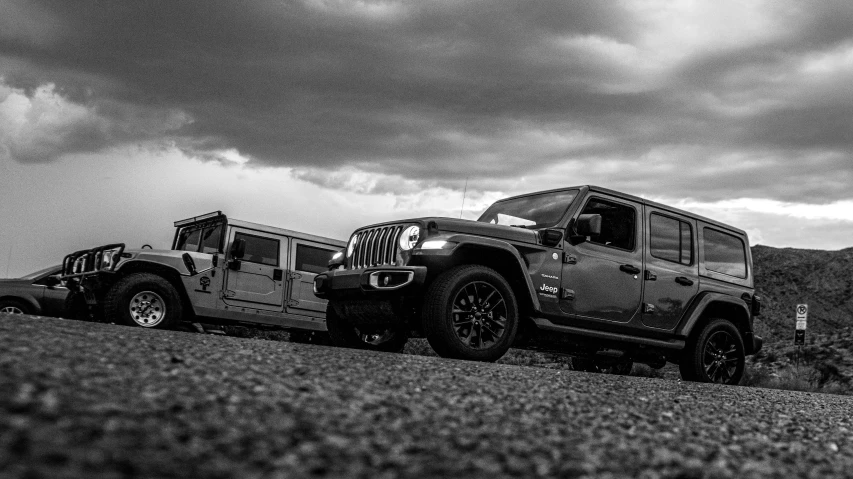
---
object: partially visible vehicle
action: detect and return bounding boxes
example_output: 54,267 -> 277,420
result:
0,266 -> 74,317
61,212 -> 345,334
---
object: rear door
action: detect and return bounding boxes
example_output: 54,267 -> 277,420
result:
223,229 -> 286,311
641,209 -> 699,330
285,239 -> 338,316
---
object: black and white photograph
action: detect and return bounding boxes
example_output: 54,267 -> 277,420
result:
2,1 -> 853,477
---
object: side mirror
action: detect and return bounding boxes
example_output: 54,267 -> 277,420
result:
229,238 -> 246,260
576,214 -> 602,237
538,229 -> 564,247
568,214 -> 602,245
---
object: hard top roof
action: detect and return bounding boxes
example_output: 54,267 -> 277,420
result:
495,185 -> 748,236
175,212 -> 345,247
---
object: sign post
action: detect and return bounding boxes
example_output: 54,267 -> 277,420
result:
794,304 -> 808,368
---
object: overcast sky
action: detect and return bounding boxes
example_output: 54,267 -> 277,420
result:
2,0 -> 853,276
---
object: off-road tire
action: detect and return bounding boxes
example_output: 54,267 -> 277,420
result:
0,299 -> 31,315
423,265 -> 518,362
572,357 -> 634,375
104,273 -> 183,329
680,318 -> 745,385
325,303 -> 408,353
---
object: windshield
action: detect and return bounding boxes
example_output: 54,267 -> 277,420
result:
477,190 -> 578,228
175,221 -> 224,254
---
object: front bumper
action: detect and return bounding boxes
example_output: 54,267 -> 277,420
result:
313,265 -> 428,300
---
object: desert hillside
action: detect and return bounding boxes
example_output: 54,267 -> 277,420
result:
751,245 -> 853,342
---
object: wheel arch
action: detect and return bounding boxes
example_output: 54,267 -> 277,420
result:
113,262 -> 196,320
447,242 -> 539,319
676,293 -> 753,352
0,295 -> 40,314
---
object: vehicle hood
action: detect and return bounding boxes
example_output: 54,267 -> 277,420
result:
361,217 -> 541,245
0,278 -> 29,286
118,248 -> 215,274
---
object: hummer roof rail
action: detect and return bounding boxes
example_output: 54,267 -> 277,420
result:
174,211 -> 224,228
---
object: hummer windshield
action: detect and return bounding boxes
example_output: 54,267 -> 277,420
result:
477,189 -> 578,229
175,221 -> 224,254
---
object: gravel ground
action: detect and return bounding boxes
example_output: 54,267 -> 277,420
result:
2,315 -> 852,479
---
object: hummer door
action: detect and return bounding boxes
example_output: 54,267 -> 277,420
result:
223,230 -> 286,310
641,210 -> 699,330
560,195 -> 644,323
286,240 -> 338,316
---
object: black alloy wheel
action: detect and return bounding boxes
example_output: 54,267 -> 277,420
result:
680,318 -> 745,385
702,330 -> 741,384
424,265 -> 518,362
451,280 -> 509,350
325,303 -> 408,353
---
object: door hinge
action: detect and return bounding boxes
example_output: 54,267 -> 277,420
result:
287,299 -> 300,307
643,303 -> 656,314
223,290 -> 236,298
561,288 -> 575,300
563,253 -> 577,264
288,271 -> 302,280
644,270 -> 657,281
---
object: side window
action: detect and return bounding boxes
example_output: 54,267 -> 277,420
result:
235,232 -> 280,266
580,198 -> 636,250
200,225 -> 223,254
295,245 -> 336,274
650,214 -> 693,265
703,228 -> 747,278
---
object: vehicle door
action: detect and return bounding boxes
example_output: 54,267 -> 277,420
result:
641,209 -> 699,330
560,195 -> 644,323
285,240 -> 338,317
34,270 -> 68,317
223,229 -> 286,311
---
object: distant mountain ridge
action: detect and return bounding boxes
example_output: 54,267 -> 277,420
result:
751,245 -> 853,342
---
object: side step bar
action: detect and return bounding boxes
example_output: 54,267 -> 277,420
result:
531,317 -> 685,350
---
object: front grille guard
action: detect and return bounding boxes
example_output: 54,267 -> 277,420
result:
60,243 -> 126,280
349,225 -> 404,269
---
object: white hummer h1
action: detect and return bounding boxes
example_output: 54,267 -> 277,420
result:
60,211 -> 345,334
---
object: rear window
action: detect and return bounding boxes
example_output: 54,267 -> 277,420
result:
295,245 -> 336,274
650,214 -> 693,265
703,228 -> 747,278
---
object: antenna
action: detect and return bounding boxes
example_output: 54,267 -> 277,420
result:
5,244 -> 11,278
459,177 -> 469,219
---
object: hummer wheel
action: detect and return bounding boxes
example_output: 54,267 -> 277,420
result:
680,318 -> 745,385
423,265 -> 518,362
325,303 -> 408,353
104,273 -> 183,329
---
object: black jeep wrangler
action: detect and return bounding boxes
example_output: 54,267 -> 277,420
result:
313,185 -> 762,385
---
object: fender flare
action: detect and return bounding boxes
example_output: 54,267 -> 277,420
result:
674,291 -> 751,339
112,261 -> 198,316
419,233 -> 541,311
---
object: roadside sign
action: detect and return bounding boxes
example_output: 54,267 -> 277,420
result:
794,304 -> 808,345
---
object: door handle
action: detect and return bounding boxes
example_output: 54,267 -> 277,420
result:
675,276 -> 694,286
619,264 -> 641,275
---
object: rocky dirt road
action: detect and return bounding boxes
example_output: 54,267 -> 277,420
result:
2,315 -> 852,478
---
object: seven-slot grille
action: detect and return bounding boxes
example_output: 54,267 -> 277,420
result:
349,225 -> 405,269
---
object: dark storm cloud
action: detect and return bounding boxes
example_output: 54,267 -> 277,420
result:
1,0 -> 853,202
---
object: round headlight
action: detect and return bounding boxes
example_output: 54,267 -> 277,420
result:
347,234 -> 358,257
399,225 -> 421,251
